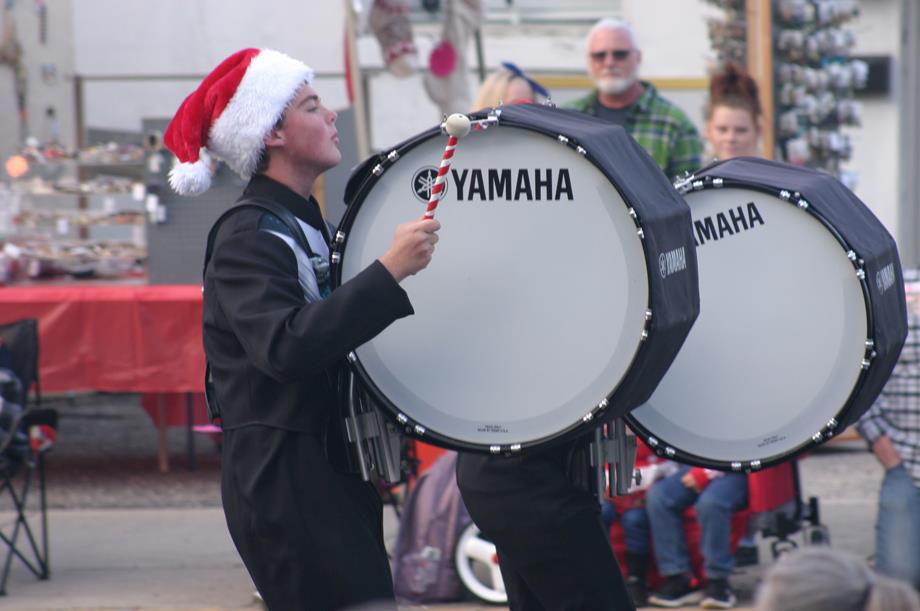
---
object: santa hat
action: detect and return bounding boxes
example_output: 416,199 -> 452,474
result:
164,48 -> 314,196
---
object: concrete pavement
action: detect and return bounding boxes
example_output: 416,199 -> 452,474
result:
0,394 -> 882,610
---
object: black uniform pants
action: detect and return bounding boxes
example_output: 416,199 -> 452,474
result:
456,444 -> 635,611
221,426 -> 395,611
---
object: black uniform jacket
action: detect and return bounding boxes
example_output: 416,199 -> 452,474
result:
203,175 -> 414,434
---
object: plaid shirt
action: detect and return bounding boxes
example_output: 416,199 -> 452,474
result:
857,309 -> 920,487
566,82 -> 703,181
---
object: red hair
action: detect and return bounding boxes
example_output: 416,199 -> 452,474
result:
707,62 -> 762,121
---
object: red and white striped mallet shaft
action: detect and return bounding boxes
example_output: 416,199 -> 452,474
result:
423,113 -> 472,219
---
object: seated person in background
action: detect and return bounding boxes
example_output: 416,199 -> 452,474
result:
754,547 -> 920,611
602,438 -> 678,606
471,61 -> 548,110
645,464 -> 748,609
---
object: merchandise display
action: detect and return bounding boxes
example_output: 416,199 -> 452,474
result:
704,0 -> 866,187
0,142 -> 148,285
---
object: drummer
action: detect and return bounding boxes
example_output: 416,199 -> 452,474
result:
163,48 -> 439,610
644,62 -> 759,610
455,62 -> 638,611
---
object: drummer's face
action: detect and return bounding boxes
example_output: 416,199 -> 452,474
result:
275,84 -> 341,171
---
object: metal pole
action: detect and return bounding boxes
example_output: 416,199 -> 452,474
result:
344,0 -> 371,160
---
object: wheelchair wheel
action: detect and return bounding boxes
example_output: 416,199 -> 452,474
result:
453,522 -> 508,604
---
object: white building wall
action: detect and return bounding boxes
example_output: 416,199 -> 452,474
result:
844,0 -> 901,238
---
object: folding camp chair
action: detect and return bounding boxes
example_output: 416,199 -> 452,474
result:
0,318 -> 57,596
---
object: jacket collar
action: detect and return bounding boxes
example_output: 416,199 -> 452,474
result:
243,174 -> 326,232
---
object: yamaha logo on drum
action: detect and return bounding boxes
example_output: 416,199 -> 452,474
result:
412,166 -> 448,203
693,202 -> 765,247
876,262 -> 896,295
659,246 -> 688,279
450,168 -> 574,202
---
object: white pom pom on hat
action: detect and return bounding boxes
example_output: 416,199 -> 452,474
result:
164,48 -> 314,196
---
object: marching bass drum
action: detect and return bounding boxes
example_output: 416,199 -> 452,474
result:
627,157 -> 908,471
332,103 -> 699,453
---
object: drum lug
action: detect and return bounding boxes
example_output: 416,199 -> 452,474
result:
731,462 -> 743,471
396,413 -> 408,425
372,164 -> 384,176
636,228 -> 645,240
576,146 -> 587,156
645,309 -> 653,321
713,177 -> 724,188
510,443 -> 522,453
347,351 -> 357,363
749,460 -> 762,471
640,330 -> 649,341
779,190 -> 792,201
812,432 -> 824,443
335,230 -> 346,244
861,358 -> 871,369
673,173 -> 694,194
826,418 -> 838,430
797,198 -> 810,209
856,268 -> 866,280
387,150 -> 399,163
557,135 -> 569,145
413,424 -> 426,436
664,446 -> 676,457
865,339 -> 875,349
647,436 -> 659,448
847,250 -> 857,261
628,207 -> 638,219
692,180 -> 704,191
331,252 -> 341,264
489,445 -> 501,455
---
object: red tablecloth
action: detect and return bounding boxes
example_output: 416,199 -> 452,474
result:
0,285 -> 205,393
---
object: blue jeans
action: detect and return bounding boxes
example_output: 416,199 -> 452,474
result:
646,467 -> 748,579
601,499 -> 650,554
875,464 -> 920,588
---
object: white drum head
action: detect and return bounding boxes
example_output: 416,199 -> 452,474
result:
340,126 -> 649,449
630,187 -> 868,465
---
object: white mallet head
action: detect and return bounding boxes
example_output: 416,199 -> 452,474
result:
445,113 -> 472,138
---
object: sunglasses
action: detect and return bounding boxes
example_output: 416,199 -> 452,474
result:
590,49 -> 632,62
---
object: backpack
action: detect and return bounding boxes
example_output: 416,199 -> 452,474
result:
392,451 -> 473,603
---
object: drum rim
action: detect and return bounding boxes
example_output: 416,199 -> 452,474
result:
626,174 -> 877,472
332,115 -> 657,454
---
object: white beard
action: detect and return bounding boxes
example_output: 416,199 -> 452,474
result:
595,74 -> 637,96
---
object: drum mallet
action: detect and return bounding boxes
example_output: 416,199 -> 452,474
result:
423,113 -> 471,219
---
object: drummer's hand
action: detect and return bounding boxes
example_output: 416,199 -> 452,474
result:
379,218 -> 441,283
681,471 -> 701,492
871,435 -> 903,470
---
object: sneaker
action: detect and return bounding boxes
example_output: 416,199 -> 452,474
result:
648,574 -> 704,608
626,575 -> 649,607
700,578 -> 736,609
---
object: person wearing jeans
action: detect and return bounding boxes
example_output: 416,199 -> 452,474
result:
857,300 -> 920,589
646,466 -> 748,609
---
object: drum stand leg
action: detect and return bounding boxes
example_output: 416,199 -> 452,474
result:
343,373 -> 404,483
590,418 -> 638,501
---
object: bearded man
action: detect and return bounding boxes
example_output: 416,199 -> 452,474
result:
567,18 -> 702,180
